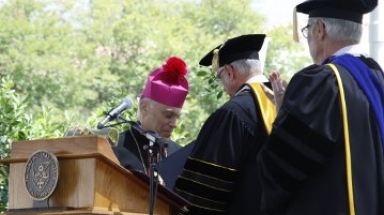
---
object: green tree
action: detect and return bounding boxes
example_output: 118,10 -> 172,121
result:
0,77 -> 75,211
264,24 -> 312,80
0,0 -> 309,145
0,0 -> 310,209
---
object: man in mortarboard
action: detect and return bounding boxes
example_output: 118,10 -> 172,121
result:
257,0 -> 384,214
174,34 -> 276,215
113,56 -> 188,175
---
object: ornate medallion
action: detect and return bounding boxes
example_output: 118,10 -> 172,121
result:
24,150 -> 59,201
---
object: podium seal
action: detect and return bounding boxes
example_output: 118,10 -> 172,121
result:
24,150 -> 59,200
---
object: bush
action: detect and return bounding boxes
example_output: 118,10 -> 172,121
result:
0,77 -> 71,212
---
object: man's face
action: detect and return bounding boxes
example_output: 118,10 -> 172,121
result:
140,99 -> 181,139
217,65 -> 240,98
306,19 -> 326,65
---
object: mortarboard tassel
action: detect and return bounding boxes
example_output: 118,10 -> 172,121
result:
293,7 -> 300,43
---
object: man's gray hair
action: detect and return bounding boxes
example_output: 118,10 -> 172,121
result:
309,17 -> 362,44
137,97 -> 154,120
230,59 -> 262,77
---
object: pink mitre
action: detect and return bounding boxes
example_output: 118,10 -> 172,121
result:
141,57 -> 189,108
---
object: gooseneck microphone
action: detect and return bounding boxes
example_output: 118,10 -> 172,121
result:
97,97 -> 133,129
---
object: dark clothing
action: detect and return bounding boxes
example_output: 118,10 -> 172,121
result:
113,124 -> 181,173
175,85 -> 272,215
257,55 -> 384,215
158,141 -> 195,190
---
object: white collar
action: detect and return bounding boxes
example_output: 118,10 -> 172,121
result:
246,74 -> 269,84
333,45 -> 369,57
234,75 -> 269,97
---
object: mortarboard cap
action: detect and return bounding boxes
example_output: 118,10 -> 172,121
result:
296,0 -> 378,24
141,57 -> 189,108
199,34 -> 266,75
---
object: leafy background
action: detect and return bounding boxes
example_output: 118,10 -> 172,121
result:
0,0 -> 311,211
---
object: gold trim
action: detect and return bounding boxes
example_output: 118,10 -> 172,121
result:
175,188 -> 228,205
183,169 -> 233,184
328,63 -> 355,215
172,189 -> 227,212
188,156 -> 238,171
178,176 -> 232,192
183,169 -> 234,183
248,83 -> 276,134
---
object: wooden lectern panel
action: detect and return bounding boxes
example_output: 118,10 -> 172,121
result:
1,136 -> 189,215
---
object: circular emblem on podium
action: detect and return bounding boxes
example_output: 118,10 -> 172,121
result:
24,150 -> 59,200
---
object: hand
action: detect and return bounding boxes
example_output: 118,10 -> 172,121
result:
269,71 -> 287,112
260,82 -> 275,103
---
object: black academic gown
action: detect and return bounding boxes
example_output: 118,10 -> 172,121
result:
113,123 -> 181,173
257,56 -> 384,215
174,86 -> 269,215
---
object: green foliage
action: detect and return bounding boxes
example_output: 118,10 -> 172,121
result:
0,0 -> 310,211
0,0 -> 309,144
0,77 -> 76,212
264,24 -> 312,80
0,77 -> 29,211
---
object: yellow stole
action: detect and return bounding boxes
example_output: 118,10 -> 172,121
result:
248,83 -> 276,134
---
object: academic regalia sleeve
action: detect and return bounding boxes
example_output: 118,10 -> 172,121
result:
257,64 -> 342,213
175,98 -> 258,215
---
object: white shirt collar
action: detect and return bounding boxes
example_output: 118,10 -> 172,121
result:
246,74 -> 269,84
333,45 -> 369,57
234,74 -> 269,97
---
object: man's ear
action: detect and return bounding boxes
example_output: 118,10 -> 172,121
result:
139,99 -> 149,115
225,64 -> 235,80
316,19 -> 326,40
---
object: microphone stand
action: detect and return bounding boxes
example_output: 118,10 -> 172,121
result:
115,116 -> 168,215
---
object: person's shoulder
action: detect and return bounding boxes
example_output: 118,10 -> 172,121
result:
290,64 -> 335,84
223,92 -> 255,109
296,64 -> 332,75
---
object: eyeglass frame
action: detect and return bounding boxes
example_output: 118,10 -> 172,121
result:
301,24 -> 310,38
214,67 -> 225,82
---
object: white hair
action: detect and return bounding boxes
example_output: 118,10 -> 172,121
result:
137,97 -> 154,120
230,59 -> 262,77
309,17 -> 362,44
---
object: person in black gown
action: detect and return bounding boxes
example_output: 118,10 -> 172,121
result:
257,0 -> 384,214
174,34 -> 276,215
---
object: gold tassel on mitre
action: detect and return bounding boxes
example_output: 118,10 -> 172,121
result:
293,7 -> 300,43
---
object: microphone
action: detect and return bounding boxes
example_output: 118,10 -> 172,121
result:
97,98 -> 133,129
130,122 -> 169,148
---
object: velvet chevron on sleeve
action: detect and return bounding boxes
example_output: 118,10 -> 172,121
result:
175,89 -> 270,215
257,56 -> 384,215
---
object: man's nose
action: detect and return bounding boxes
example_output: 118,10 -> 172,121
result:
169,118 -> 178,127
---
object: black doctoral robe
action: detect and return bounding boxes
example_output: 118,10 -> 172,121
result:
175,84 -> 273,215
257,55 -> 384,215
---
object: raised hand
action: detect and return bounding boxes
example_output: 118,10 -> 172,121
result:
269,71 -> 287,112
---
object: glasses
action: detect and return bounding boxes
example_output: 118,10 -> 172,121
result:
301,24 -> 310,38
214,67 -> 225,82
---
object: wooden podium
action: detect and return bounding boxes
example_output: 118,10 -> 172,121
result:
0,136 -> 189,215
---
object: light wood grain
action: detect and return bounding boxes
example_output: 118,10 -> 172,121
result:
1,137 -> 188,215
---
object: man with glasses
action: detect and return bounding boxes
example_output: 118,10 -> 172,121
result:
174,34 -> 276,215
257,0 -> 384,215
